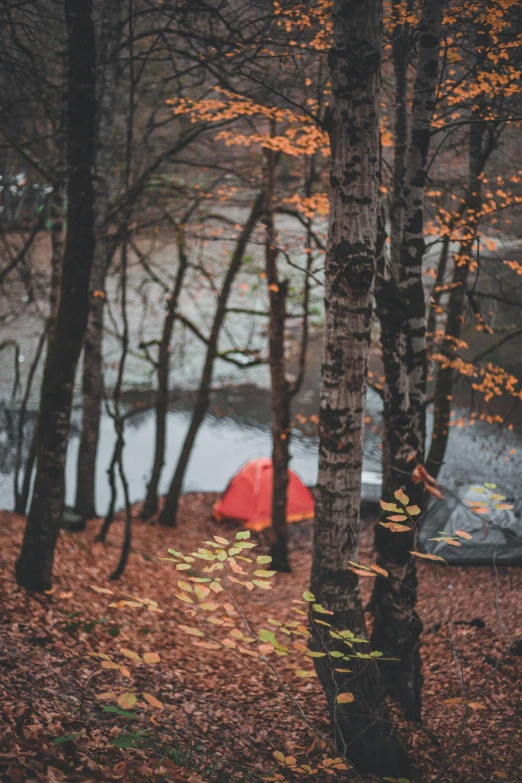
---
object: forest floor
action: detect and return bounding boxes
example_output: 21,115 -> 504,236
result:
1,494 -> 521,783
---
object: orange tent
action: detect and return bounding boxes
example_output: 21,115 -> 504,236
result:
213,458 -> 314,532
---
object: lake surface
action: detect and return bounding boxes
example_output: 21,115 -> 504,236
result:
1,223 -> 521,515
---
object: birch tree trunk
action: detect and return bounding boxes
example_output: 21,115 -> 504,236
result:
370,0 -> 444,721
309,0 -> 409,775
15,0 -> 96,592
75,0 -> 123,520
399,0 -> 444,454
158,192 -> 264,527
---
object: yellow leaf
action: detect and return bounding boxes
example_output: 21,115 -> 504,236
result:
120,647 -> 141,661
284,757 -> 296,767
175,592 -> 194,604
406,505 -> 421,515
101,660 -> 120,670
90,585 -> 114,594
119,665 -> 131,678
467,701 -> 487,710
213,535 -> 230,545
370,564 -> 388,577
410,551 -> 446,562
380,501 -> 399,511
179,625 -> 204,637
336,692 -> 355,703
143,652 -> 160,664
117,692 -> 137,709
273,751 -> 285,764
252,580 -> 272,589
96,692 -> 116,700
394,488 -> 409,505
387,514 -> 407,522
143,693 -> 163,709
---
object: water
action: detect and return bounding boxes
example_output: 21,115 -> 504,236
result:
1,223 -> 521,515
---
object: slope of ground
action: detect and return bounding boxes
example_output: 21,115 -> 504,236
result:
1,495 -> 521,783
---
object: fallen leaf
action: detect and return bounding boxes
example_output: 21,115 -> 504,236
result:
143,652 -> 161,664
117,692 -> 137,709
143,693 -> 163,709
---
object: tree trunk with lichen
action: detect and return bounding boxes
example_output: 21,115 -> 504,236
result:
370,0 -> 444,722
309,0 -> 409,775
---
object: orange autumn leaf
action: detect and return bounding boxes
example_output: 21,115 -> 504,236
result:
370,564 -> 388,577
143,693 -> 163,709
455,529 -> 472,540
380,521 -> 410,532
336,692 -> 355,704
350,568 -> 377,578
410,551 -> 446,562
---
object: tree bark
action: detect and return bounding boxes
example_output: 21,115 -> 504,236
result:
75,0 -> 123,520
370,0 -> 443,722
263,132 -> 291,572
389,0 -> 413,276
309,0 -> 409,775
141,227 -> 189,519
158,192 -> 264,527
15,0 -> 96,592
399,0 -> 444,455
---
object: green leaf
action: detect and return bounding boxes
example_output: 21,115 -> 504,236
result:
117,693 -> 137,710
254,569 -> 276,577
52,733 -> 82,746
312,603 -> 333,615
303,591 -> 315,602
102,706 -> 137,719
257,555 -> 272,564
168,549 -> 183,558
259,629 -> 277,644
109,732 -> 147,749
484,483 -> 496,489
236,530 -> 251,540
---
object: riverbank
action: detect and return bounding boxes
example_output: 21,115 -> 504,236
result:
1,494 -> 521,783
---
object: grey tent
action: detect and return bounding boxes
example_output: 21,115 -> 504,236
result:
419,485 -> 522,565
